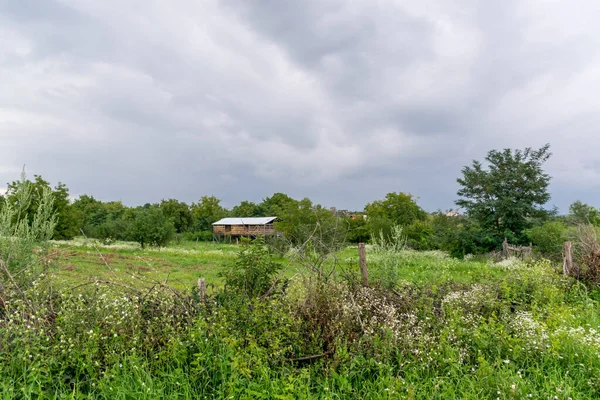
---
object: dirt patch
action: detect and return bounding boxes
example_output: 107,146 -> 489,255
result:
126,263 -> 151,272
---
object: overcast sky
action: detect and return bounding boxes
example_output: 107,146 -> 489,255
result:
1,0 -> 599,212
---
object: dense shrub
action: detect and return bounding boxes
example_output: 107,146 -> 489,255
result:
525,220 -> 568,259
219,239 -> 285,298
127,207 -> 176,248
181,230 -> 214,242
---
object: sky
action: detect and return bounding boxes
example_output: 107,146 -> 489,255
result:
1,0 -> 599,212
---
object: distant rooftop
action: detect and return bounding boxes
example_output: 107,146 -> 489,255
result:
212,217 -> 277,226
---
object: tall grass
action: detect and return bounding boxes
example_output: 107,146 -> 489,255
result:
2,217 -> 600,398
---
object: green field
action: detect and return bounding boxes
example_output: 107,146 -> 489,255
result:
3,239 -> 600,398
48,240 -> 519,293
49,239 -> 244,290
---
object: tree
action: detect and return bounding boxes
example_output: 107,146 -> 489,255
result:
160,199 -> 193,233
456,144 -> 552,242
51,182 -> 83,240
191,196 -> 228,232
568,200 -> 600,226
72,195 -> 128,239
127,206 -> 176,248
230,200 -> 263,217
260,193 -> 298,218
364,192 -> 427,237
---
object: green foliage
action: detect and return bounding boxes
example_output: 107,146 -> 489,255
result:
230,200 -> 263,217
160,199 -> 194,233
260,192 -> 298,218
219,239 -> 284,298
344,216 -> 369,243
452,219 -> 500,257
72,195 -> 128,239
525,221 -> 568,259
404,219 -> 434,250
181,230 -> 214,242
191,195 -> 228,232
0,171 -> 57,278
371,224 -> 407,254
5,174 -> 81,240
365,192 -> 427,227
3,239 -> 600,398
568,200 -> 600,226
127,206 -> 176,248
456,144 -> 552,243
276,198 -> 343,252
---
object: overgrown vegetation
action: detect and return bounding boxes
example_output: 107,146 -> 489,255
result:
3,231 -> 600,397
3,146 -> 600,397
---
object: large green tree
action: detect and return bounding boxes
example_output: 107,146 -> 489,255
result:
127,206 -> 176,248
260,193 -> 298,218
456,144 -> 552,242
365,192 -> 427,226
160,199 -> 193,233
230,200 -> 263,217
191,196 -> 228,232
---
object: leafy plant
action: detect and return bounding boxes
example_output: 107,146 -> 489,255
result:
219,238 -> 284,298
0,170 -> 56,281
525,220 -> 567,259
127,206 -> 176,248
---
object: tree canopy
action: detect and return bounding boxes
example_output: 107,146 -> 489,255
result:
160,199 -> 194,233
568,200 -> 600,226
127,206 -> 176,249
365,192 -> 427,226
456,144 -> 552,242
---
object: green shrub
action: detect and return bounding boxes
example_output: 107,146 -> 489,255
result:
0,171 -> 56,281
219,238 -> 284,298
127,207 -> 176,248
181,230 -> 214,242
525,221 -> 567,259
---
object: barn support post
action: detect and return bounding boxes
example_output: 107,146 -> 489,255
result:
358,243 -> 369,287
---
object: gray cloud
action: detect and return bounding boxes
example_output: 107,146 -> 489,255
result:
1,0 -> 599,212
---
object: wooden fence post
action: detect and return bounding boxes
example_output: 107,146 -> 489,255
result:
358,243 -> 369,287
197,278 -> 206,302
502,238 -> 509,259
563,241 -> 573,276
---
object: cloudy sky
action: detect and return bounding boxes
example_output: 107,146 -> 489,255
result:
1,0 -> 599,212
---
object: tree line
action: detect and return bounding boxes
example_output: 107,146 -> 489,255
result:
1,144 -> 598,256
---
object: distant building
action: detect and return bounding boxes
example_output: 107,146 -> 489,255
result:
444,210 -> 461,217
330,207 -> 366,220
212,217 -> 277,237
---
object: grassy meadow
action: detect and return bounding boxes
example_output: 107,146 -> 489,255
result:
49,239 -> 243,290
2,238 -> 600,399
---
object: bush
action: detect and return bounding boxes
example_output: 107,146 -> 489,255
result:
181,230 -> 214,242
0,171 -> 56,282
219,238 -> 285,298
405,220 -> 434,250
127,207 -> 176,248
525,221 -> 568,259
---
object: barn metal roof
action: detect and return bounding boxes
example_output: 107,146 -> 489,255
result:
212,217 -> 277,226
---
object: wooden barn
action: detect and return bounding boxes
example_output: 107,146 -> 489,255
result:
212,217 -> 277,237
